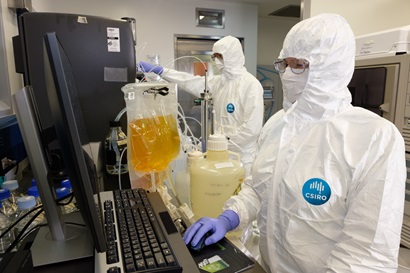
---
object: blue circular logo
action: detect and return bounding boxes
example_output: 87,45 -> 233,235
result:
302,178 -> 331,206
226,103 -> 235,113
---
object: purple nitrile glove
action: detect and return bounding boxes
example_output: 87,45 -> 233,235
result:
137,61 -> 163,75
183,210 -> 239,248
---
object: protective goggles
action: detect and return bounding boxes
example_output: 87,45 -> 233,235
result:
273,58 -> 309,74
211,53 -> 223,61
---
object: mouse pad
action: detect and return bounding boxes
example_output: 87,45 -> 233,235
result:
189,237 -> 255,273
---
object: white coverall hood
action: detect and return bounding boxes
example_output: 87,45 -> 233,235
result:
212,35 -> 247,80
279,13 -> 354,122
224,13 -> 406,273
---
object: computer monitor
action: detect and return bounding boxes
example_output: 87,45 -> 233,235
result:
12,32 -> 108,266
15,12 -> 136,142
43,31 -> 107,249
13,12 -> 136,177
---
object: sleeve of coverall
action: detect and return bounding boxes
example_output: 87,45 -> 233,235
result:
223,110 -> 281,230
326,126 -> 406,273
223,174 -> 261,230
226,80 -> 264,152
161,69 -> 206,98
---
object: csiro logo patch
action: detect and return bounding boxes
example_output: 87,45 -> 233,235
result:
302,178 -> 331,206
226,103 -> 235,113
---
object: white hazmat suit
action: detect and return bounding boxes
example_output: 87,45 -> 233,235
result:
161,36 -> 264,175
224,14 -> 406,272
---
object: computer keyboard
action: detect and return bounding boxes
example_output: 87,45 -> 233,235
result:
99,189 -> 182,273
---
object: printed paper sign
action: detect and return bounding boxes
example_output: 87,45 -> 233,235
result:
107,27 -> 120,52
198,255 -> 229,273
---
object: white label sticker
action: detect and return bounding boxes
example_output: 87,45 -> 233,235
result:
214,162 -> 234,169
77,16 -> 88,24
198,255 -> 230,272
128,92 -> 135,100
107,27 -> 120,52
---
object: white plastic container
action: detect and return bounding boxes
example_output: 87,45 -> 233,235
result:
398,247 -> 410,273
2,180 -> 22,210
0,188 -> 16,220
0,205 -> 13,253
355,25 -> 410,59
190,134 -> 245,219
27,186 -> 46,222
14,196 -> 42,236
27,186 -> 41,206
174,150 -> 202,206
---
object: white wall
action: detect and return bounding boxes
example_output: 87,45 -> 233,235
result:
0,0 -> 22,114
257,16 -> 299,65
32,0 -> 259,75
308,0 -> 410,36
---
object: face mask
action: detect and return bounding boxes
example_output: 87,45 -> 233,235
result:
280,68 -> 309,111
215,58 -> 224,72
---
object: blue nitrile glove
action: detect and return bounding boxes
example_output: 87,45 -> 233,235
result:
137,61 -> 163,75
183,210 -> 239,248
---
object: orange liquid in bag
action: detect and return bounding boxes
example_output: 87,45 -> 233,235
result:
129,114 -> 180,173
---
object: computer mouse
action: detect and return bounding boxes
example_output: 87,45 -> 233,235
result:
190,232 -> 211,252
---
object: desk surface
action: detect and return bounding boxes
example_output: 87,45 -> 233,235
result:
28,233 -> 266,273
225,234 -> 266,273
33,256 -> 93,273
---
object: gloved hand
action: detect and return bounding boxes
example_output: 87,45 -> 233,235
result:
183,210 -> 239,248
137,61 -> 163,75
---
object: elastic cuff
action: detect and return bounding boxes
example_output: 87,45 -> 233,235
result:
219,209 -> 240,231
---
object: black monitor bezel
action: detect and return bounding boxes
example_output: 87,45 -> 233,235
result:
43,31 -> 106,252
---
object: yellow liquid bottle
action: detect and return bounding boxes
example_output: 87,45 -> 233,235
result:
129,114 -> 180,173
190,134 -> 245,220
